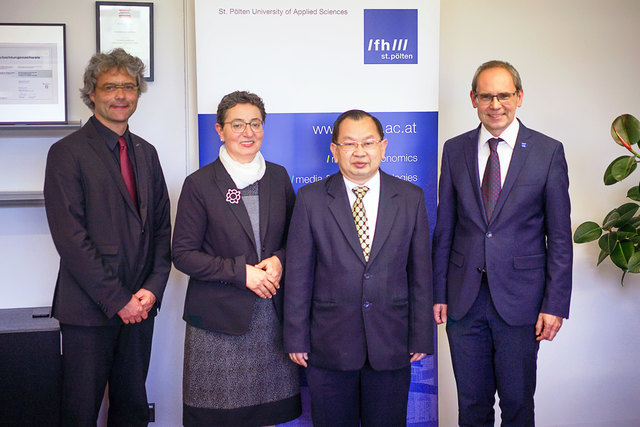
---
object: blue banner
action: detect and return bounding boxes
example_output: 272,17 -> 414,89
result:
199,111 -> 437,227
199,110 -> 439,426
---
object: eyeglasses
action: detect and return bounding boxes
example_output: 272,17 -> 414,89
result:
333,139 -> 383,152
224,119 -> 264,133
474,91 -> 518,106
98,83 -> 139,93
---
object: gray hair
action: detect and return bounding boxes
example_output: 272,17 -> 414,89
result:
80,48 -> 147,110
471,60 -> 522,93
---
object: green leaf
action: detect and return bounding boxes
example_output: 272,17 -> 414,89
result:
610,243 -> 626,269
597,249 -> 609,265
622,241 -> 635,260
611,114 -> 640,147
604,156 -> 630,185
573,221 -> 602,243
602,209 -> 621,229
627,250 -> 640,273
628,186 -> 640,201
598,235 -> 607,251
614,203 -> 640,227
629,216 -> 640,228
616,224 -> 637,239
610,156 -> 637,182
598,232 -> 617,253
610,240 -> 634,269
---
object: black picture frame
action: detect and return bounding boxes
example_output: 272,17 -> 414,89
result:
96,2 -> 154,81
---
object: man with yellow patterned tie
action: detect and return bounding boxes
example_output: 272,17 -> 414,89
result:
284,109 -> 433,426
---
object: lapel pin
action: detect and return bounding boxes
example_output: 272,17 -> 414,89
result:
521,142 -> 527,148
225,188 -> 241,204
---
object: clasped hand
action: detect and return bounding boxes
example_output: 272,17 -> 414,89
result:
246,256 -> 282,299
117,289 -> 156,324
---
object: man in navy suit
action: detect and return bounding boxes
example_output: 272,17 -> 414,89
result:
284,109 -> 433,426
44,49 -> 171,426
432,60 -> 572,426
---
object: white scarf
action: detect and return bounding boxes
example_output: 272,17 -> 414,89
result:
218,144 -> 266,189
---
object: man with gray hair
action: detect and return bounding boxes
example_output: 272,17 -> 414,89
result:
44,48 -> 171,426
432,60 -> 572,425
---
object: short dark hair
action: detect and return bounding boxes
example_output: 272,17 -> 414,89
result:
80,48 -> 147,110
331,110 -> 384,143
216,91 -> 266,127
471,60 -> 523,93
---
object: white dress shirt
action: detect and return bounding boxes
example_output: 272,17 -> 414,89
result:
477,119 -> 520,186
343,171 -> 381,247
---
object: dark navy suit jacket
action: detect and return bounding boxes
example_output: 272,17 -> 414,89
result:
432,121 -> 572,326
283,171 -> 433,371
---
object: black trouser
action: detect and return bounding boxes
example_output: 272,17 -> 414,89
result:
306,360 -> 411,427
60,319 -> 154,427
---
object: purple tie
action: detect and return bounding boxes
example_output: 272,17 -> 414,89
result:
118,137 -> 137,208
481,138 -> 502,221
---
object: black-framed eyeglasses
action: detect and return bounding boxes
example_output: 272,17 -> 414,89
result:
99,83 -> 139,93
224,119 -> 264,133
333,139 -> 383,152
474,91 -> 518,105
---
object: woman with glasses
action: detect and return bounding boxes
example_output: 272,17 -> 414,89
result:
173,91 -> 301,426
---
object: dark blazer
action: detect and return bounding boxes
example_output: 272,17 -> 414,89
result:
43,119 -> 171,326
432,121 -> 572,326
283,171 -> 433,372
173,158 -> 295,335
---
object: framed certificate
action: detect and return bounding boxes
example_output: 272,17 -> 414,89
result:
0,23 -> 67,124
96,2 -> 154,81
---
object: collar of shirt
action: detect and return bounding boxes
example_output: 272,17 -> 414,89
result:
91,115 -> 131,152
477,118 -> 520,186
90,115 -> 136,171
342,170 -> 381,244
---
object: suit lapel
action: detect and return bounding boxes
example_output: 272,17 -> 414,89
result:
258,165 -> 271,246
368,172 -> 398,265
490,122 -> 532,222
84,122 -> 141,220
326,174 -> 367,265
131,134 -> 148,226
212,159 -> 256,250
463,127 -> 486,223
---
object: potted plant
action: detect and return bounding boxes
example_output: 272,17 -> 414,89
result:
573,114 -> 640,284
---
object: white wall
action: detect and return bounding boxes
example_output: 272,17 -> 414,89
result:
1,1 -> 639,426
438,1 -> 640,426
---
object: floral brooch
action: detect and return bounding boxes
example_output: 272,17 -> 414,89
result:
225,188 -> 241,204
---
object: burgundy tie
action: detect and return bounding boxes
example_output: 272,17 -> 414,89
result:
481,138 -> 502,221
118,136 -> 137,207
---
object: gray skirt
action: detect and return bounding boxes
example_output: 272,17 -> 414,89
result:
183,297 -> 301,426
